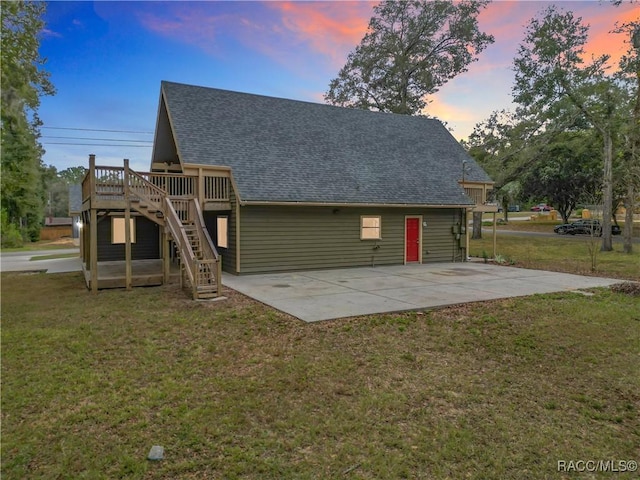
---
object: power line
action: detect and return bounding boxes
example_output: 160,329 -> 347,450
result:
42,126 -> 154,134
42,142 -> 152,147
42,135 -> 153,143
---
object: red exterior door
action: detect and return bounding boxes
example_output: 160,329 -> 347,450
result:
405,218 -> 420,262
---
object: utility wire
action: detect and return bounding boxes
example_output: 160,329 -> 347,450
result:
42,135 -> 153,143
42,126 -> 154,134
42,142 -> 152,147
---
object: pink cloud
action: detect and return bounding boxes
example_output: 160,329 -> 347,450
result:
478,1 -> 637,70
136,6 -> 227,55
581,4 -> 639,68
266,1 -> 374,66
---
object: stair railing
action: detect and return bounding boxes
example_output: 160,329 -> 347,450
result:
190,199 -> 220,263
190,199 -> 222,295
118,164 -> 221,299
128,170 -> 166,210
164,198 -> 199,298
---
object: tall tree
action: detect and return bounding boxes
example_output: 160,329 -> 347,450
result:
325,0 -> 494,115
465,110 -> 542,223
513,6 -> 625,251
613,19 -> 640,253
42,165 -> 88,217
1,1 -> 55,242
522,130 -> 602,223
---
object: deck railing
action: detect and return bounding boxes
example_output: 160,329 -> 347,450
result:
82,164 -> 230,204
464,187 -> 485,205
204,175 -> 230,202
142,173 -> 196,198
169,198 -> 190,223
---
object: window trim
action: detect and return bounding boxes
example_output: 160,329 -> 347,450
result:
112,217 -> 136,244
216,215 -> 228,249
360,215 -> 382,240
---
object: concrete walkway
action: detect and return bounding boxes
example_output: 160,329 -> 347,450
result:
1,249 -> 81,273
222,263 -> 622,322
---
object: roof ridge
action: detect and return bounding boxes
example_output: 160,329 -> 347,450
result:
160,80 -> 442,124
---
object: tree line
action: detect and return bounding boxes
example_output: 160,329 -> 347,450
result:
1,2 -> 86,247
2,1 -> 638,252
464,5 -> 639,253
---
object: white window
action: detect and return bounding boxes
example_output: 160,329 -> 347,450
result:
112,217 -> 136,244
361,215 -> 381,240
217,216 -> 228,248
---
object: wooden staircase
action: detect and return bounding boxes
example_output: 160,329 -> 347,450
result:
181,219 -> 219,299
128,170 -> 222,300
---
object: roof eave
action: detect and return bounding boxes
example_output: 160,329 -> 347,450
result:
239,200 -> 474,208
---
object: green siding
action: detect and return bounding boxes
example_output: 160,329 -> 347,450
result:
222,186 -> 238,274
423,209 -> 466,263
237,206 -> 464,274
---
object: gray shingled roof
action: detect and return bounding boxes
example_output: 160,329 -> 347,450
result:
158,81 -> 492,205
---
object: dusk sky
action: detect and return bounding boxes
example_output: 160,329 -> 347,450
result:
38,1 -> 638,172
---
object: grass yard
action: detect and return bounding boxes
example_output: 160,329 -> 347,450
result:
29,253 -> 80,261
2,271 -> 639,479
470,234 -> 640,281
1,238 -> 77,253
481,215 -> 640,237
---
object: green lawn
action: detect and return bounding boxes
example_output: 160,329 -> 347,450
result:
1,238 -> 77,253
29,252 -> 80,261
470,233 -> 640,281
2,271 -> 639,479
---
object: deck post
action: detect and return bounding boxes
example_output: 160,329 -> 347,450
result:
89,154 -> 96,206
198,167 -> 204,208
216,257 -> 222,297
78,216 -> 84,261
124,159 -> 132,290
88,154 -> 98,290
90,207 -> 98,294
83,211 -> 89,268
162,231 -> 170,284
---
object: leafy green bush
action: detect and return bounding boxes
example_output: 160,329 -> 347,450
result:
1,209 -> 24,248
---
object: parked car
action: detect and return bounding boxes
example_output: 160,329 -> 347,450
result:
531,203 -> 552,212
553,219 -> 622,236
508,205 -> 521,212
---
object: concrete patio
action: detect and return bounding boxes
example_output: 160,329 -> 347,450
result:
222,263 -> 622,322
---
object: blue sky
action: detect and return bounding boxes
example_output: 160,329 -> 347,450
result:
38,1 -> 637,172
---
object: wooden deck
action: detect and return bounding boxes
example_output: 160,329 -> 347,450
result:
82,259 -> 180,290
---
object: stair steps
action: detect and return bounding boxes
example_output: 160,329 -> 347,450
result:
125,170 -> 221,300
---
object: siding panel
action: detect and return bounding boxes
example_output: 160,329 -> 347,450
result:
423,209 -> 465,263
238,206 -> 464,274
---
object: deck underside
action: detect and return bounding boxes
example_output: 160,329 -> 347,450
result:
82,259 -> 180,290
